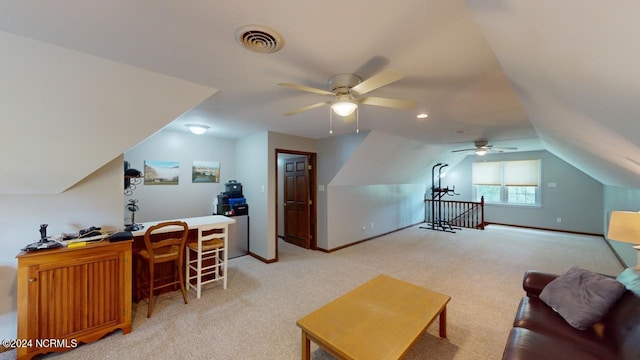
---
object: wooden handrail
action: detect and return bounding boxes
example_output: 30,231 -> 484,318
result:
424,196 -> 485,230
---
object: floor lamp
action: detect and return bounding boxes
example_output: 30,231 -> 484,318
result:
607,210 -> 640,268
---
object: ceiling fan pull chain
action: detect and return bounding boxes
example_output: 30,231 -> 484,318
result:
329,107 -> 333,134
356,108 -> 360,134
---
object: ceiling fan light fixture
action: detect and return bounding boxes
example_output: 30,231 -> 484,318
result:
331,98 -> 358,117
186,124 -> 209,135
475,149 -> 487,156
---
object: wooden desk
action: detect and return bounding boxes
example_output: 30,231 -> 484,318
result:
297,275 -> 451,360
131,215 -> 235,300
131,215 -> 235,238
16,240 -> 132,360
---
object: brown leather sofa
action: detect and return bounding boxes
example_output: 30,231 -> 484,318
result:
502,270 -> 640,360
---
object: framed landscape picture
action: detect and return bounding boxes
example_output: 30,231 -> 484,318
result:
144,160 -> 180,185
192,161 -> 220,183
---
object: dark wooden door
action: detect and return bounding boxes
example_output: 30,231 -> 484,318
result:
284,156 -> 311,249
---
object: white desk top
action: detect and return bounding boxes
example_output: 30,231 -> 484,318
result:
131,215 -> 235,237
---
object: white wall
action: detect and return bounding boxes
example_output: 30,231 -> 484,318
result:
442,150 -> 604,234
316,132 -> 368,249
124,131 -> 236,222
326,184 -> 425,249
237,132 -> 269,259
0,31 -> 216,195
317,130 -> 442,250
0,156 -> 123,339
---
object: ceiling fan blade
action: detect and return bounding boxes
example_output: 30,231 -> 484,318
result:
278,82 -> 334,96
451,148 -> 477,153
350,69 -> 403,96
360,96 -> 417,109
493,146 -> 519,151
284,101 -> 331,116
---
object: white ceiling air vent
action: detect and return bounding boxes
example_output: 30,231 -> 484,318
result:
235,25 -> 284,53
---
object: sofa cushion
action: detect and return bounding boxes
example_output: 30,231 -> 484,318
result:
600,290 -> 640,352
502,327 -> 614,360
513,297 -> 611,350
620,325 -> 640,360
539,266 -> 626,330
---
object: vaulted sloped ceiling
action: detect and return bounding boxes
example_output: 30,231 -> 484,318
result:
331,130 -> 444,186
0,32 -> 217,194
466,0 -> 640,189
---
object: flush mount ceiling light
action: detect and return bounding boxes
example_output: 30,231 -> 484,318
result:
186,124 -> 209,135
331,96 -> 358,117
416,113 -> 428,119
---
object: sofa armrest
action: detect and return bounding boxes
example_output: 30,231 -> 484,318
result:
522,270 -> 558,297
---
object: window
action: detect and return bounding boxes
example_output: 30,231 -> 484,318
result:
472,160 -> 540,205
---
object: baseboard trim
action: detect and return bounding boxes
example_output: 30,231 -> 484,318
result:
248,251 -> 277,264
318,222 -> 423,253
484,222 -> 602,237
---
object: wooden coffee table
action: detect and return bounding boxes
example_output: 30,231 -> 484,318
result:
297,274 -> 451,360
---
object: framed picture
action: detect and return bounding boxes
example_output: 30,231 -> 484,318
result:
144,160 -> 179,185
192,161 -> 220,183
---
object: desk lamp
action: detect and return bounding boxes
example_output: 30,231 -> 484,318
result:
607,210 -> 640,267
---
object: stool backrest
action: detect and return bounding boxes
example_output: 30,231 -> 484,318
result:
143,221 -> 189,261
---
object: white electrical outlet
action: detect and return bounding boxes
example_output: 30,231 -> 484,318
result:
361,225 -> 366,231
556,217 -> 562,223
370,222 -> 374,228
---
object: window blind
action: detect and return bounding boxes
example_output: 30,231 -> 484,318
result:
504,160 -> 540,186
472,161 -> 502,185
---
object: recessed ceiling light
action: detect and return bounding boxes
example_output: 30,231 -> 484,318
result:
416,113 -> 428,119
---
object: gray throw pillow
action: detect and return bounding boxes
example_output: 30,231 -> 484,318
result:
539,266 -> 626,330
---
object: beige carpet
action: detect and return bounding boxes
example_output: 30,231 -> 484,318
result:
4,224 -> 624,359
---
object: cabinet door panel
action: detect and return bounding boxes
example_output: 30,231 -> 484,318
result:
17,241 -> 132,360
36,254 -> 122,339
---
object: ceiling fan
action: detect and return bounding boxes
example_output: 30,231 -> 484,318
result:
278,69 -> 417,117
451,140 -> 518,156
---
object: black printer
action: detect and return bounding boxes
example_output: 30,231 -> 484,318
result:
216,180 -> 248,215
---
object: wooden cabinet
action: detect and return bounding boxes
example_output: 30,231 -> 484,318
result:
16,240 -> 132,360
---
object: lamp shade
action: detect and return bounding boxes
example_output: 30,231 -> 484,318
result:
607,211 -> 640,245
331,97 -> 358,117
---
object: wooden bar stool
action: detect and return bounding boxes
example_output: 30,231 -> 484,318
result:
185,223 -> 227,298
137,221 -> 189,317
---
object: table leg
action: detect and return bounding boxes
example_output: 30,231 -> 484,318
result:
301,330 -> 311,360
223,225 -> 228,289
439,306 -> 447,338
